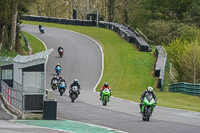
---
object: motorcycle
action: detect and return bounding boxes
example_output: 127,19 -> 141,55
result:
51,79 -> 58,91
142,93 -> 156,121
39,27 -> 45,34
101,88 -> 111,106
55,66 -> 61,76
59,49 -> 64,58
69,86 -> 79,102
58,82 -> 66,96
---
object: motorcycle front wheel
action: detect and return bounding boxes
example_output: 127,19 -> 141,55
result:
146,107 -> 151,121
103,96 -> 107,106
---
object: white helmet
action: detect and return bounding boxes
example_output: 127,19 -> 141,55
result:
74,79 -> 78,82
147,86 -> 153,92
57,63 -> 60,66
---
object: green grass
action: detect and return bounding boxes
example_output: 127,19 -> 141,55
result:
22,31 -> 46,53
23,21 -> 200,112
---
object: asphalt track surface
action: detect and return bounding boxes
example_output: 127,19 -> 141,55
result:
16,24 -> 200,133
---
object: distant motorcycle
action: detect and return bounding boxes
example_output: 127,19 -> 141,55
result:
51,79 -> 58,91
58,49 -> 64,58
55,66 -> 61,76
141,93 -> 156,121
69,86 -> 80,102
39,27 -> 45,34
58,82 -> 66,96
101,88 -> 111,106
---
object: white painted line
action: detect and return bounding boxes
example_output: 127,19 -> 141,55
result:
30,33 -> 47,50
54,28 -> 104,93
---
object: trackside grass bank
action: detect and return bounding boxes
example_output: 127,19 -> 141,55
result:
23,21 -> 200,112
22,31 -> 46,53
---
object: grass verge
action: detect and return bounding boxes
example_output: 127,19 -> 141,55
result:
23,21 -> 200,112
22,31 -> 45,53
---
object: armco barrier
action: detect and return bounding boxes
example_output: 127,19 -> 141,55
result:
22,15 -> 149,52
154,46 -> 167,91
169,82 -> 200,96
99,21 -> 149,52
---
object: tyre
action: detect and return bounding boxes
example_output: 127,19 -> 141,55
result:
60,89 -> 64,96
57,72 -> 59,76
71,94 -> 76,102
146,107 -> 151,121
104,96 -> 107,106
52,85 -> 57,91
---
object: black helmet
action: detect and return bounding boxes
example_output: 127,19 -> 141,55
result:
104,82 -> 108,87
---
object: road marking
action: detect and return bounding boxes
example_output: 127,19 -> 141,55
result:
57,117 -> 126,133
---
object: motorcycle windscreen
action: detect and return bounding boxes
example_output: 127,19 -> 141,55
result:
145,94 -> 153,102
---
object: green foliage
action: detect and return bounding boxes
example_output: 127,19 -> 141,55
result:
166,39 -> 200,83
0,46 -> 18,57
142,0 -> 194,20
0,0 -> 36,53
179,25 -> 200,42
177,41 -> 200,83
144,20 -> 180,45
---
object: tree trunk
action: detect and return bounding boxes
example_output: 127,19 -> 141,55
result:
10,0 -> 18,51
0,25 -> 5,51
105,0 -> 115,22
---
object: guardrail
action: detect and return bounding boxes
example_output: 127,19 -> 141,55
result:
99,21 -> 149,52
1,79 -> 44,113
1,80 -> 23,111
154,46 -> 167,91
169,82 -> 200,96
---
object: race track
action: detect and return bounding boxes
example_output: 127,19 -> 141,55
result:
21,24 -> 200,133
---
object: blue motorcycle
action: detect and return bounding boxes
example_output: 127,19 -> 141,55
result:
59,82 -> 66,96
55,66 -> 61,76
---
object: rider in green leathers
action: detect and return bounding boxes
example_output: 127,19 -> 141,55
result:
139,86 -> 157,112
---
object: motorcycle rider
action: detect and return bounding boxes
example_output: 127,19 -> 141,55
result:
51,76 -> 58,85
58,45 -> 64,53
70,79 -> 81,94
38,24 -> 44,32
55,63 -> 61,69
139,86 -> 157,113
100,82 -> 111,100
38,24 -> 42,30
60,77 -> 66,83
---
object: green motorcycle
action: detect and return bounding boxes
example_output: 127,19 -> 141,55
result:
101,88 -> 111,106
142,94 -> 156,121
